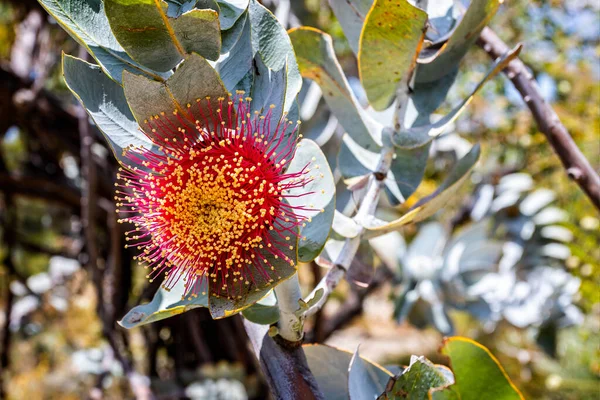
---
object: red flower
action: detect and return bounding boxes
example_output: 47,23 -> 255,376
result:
115,93 -> 311,300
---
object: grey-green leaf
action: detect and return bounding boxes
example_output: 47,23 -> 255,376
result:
216,0 -> 248,29
338,134 -> 428,206
248,0 -> 301,113
105,0 -> 221,72
304,344 -> 392,400
289,27 -> 382,151
348,347 -> 393,400
38,0 -> 169,83
119,278 -> 208,329
395,46 -> 522,149
365,144 -> 481,237
416,0 -> 501,83
286,139 -> 335,263
62,54 -> 154,165
328,0 -> 372,56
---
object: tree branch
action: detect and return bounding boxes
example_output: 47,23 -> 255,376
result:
243,319 -> 325,400
477,27 -> 600,210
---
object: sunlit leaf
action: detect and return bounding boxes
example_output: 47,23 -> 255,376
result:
286,139 -> 335,262
378,356 -> 453,400
122,53 -> 229,131
105,0 -> 221,72
38,0 -> 169,82
119,278 -> 208,328
289,27 -> 382,151
429,337 -> 524,400
358,0 -> 427,110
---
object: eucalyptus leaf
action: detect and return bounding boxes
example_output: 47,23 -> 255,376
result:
430,337 -> 524,400
348,347 -> 393,400
378,356 -> 453,400
338,134 -> 428,206
332,210 -> 360,238
286,139 -> 335,263
62,54 -> 154,165
303,344 -> 392,400
216,0 -> 248,30
416,0 -> 501,83
358,0 -> 427,110
248,0 -> 301,113
122,52 -> 229,131
289,27 -> 382,151
119,278 -> 208,329
217,13 -> 252,90
395,46 -> 522,149
38,0 -> 169,83
241,291 -> 280,325
105,0 -> 221,72
365,144 -> 480,237
165,0 -> 197,17
327,0 -> 372,56
250,55 -> 286,129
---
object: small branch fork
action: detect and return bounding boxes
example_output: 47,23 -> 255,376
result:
477,27 -> 600,211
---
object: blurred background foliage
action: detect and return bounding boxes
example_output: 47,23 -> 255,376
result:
0,0 -> 598,399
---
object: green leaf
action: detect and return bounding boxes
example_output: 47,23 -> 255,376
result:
105,0 -> 221,72
338,134 -> 428,206
241,291 -> 280,325
349,347 -> 393,400
430,337 -> 524,400
365,144 -> 480,237
303,344 -> 392,400
248,0 -> 301,113
378,356 -> 453,400
327,0 -> 372,56
289,27 -> 382,151
119,277 -> 208,328
416,0 -> 501,83
208,214 -> 298,319
38,0 -> 168,83
286,139 -> 335,263
358,0 -> 427,110
395,46 -> 522,149
62,54 -> 154,165
122,52 -> 229,132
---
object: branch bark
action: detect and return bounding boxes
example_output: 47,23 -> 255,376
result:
477,27 -> 600,210
243,319 -> 325,400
